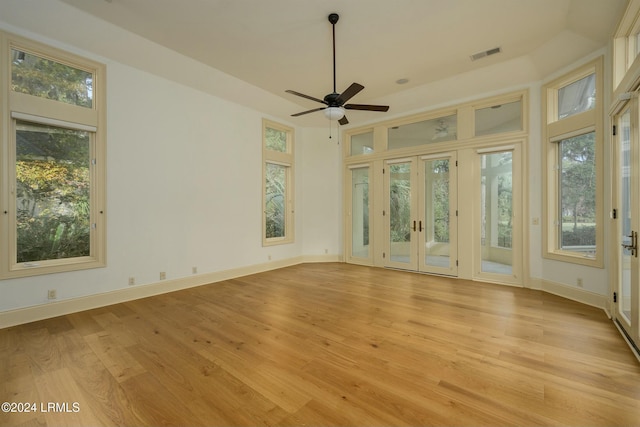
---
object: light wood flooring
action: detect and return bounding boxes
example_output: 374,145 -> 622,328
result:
1,263 -> 639,426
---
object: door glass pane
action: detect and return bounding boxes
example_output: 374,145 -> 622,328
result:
351,167 -> 370,258
558,132 -> 596,257
480,151 -> 513,274
389,162 -> 412,264
475,100 -> 522,136
424,159 -> 450,268
265,162 -> 287,238
265,126 -> 287,152
388,114 -> 457,150
11,48 -> 94,108
350,131 -> 374,155
557,73 -> 595,120
16,120 -> 91,262
620,109 -> 632,324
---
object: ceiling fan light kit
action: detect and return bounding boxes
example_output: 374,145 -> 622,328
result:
324,106 -> 346,121
286,13 -> 389,125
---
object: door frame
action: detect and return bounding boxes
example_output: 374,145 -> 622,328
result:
612,98 -> 640,352
471,143 -> 524,286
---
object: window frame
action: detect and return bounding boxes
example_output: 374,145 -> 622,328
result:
542,57 -> 604,267
0,31 -> 107,279
262,119 -> 294,246
612,0 -> 640,90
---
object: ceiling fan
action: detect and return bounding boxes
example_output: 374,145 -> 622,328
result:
286,13 -> 389,125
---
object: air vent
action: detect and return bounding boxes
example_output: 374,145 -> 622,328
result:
470,47 -> 502,61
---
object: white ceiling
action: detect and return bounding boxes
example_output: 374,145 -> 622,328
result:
58,0 -> 627,127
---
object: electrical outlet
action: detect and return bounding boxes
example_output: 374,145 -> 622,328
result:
128,277 -> 135,286
324,249 -> 329,254
192,266 -> 198,274
268,254 -> 272,261
160,272 -> 166,280
577,278 -> 583,287
47,289 -> 57,300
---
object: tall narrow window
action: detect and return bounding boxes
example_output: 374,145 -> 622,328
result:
1,33 -> 106,279
557,131 -> 596,256
542,57 -> 603,267
350,166 -> 370,259
480,150 -> 513,274
263,120 -> 294,245
265,162 -> 287,239
15,121 -> 92,263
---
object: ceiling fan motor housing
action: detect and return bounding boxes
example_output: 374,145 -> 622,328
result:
324,92 -> 341,106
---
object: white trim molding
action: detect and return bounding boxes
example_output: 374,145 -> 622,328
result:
540,278 -> 608,310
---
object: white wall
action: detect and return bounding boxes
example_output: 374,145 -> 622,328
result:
298,127 -> 343,258
0,1 -> 344,317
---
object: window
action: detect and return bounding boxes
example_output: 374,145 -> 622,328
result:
350,131 -> 374,156
557,131 -> 596,255
388,113 -> 457,150
475,100 -> 522,136
262,120 -> 294,245
557,74 -> 595,119
612,1 -> 640,89
1,32 -> 106,278
542,57 -> 603,267
348,165 -> 371,261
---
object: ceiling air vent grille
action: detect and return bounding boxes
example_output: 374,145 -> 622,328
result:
470,47 -> 502,61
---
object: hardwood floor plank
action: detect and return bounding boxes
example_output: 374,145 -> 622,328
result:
1,263 -> 639,426
17,326 -> 65,377
118,372 -> 208,426
33,367 -> 103,427
83,331 -> 146,383
55,330 -> 145,426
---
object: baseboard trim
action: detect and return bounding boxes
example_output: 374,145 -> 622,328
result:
0,255 -> 341,329
540,278 -> 608,310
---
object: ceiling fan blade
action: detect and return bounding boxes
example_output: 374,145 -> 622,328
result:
286,90 -> 326,105
338,116 -> 349,126
344,103 -> 390,112
291,107 -> 326,117
336,83 -> 364,105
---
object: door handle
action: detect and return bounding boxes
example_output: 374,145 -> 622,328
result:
412,220 -> 417,232
419,220 -> 423,232
622,231 -> 638,257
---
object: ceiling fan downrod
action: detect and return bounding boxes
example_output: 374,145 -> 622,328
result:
329,13 -> 339,94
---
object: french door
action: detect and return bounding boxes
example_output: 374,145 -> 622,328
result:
614,101 -> 639,350
384,153 -> 458,276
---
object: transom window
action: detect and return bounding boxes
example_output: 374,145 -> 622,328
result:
11,48 -> 94,108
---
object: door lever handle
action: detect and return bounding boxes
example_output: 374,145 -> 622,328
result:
412,220 -> 417,232
419,220 -> 423,232
622,231 -> 638,257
